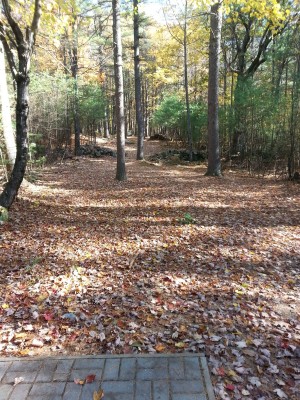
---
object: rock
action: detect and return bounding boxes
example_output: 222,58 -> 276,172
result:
148,149 -> 205,163
78,145 -> 117,158
148,134 -> 169,141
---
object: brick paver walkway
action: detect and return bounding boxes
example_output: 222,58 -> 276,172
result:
0,354 -> 215,400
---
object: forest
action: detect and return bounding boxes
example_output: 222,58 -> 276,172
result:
0,1 -> 300,400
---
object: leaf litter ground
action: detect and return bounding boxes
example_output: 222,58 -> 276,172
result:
0,139 -> 299,400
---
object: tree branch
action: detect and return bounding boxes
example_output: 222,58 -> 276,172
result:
30,0 -> 42,46
0,26 -> 17,80
1,0 -> 24,44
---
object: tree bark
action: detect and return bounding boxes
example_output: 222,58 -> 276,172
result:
0,41 -> 16,175
0,60 -> 30,207
0,0 -> 42,208
69,19 -> 81,156
183,0 -> 193,162
134,0 -> 145,160
205,2 -> 222,177
113,0 -> 127,181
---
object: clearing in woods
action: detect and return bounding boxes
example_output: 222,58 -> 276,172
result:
0,139 -> 299,399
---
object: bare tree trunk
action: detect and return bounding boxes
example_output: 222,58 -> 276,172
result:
0,41 -> 16,175
144,79 -> 149,138
183,0 -> 193,162
205,2 -> 222,177
69,19 -> 81,156
134,0 -> 145,160
104,107 -> 110,139
113,0 -> 127,181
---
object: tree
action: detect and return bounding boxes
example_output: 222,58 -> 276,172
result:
0,40 -> 16,175
134,0 -> 145,160
113,0 -> 127,181
0,0 -> 42,209
224,1 -> 291,155
205,1 -> 222,176
68,14 -> 81,156
163,0 -> 195,161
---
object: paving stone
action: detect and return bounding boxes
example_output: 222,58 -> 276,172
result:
2,371 -> 38,384
0,362 -> 11,381
153,380 -> 169,400
27,396 -> 63,400
55,360 -> 74,374
70,368 -> 102,382
172,394 -> 208,400
169,358 -> 185,379
53,372 -> 70,382
9,361 -> 42,372
135,380 -> 151,400
184,357 -> 202,380
136,367 -> 168,380
35,360 -> 58,382
9,383 -> 31,400
102,358 -> 120,380
119,358 -> 136,380
0,355 -> 214,400
104,394 -> 133,400
41,360 -> 58,371
171,380 -> 204,394
137,358 -> 167,369
0,384 -> 13,400
102,380 -> 134,394
62,382 -> 82,400
81,381 -> 101,399
29,382 -> 66,396
35,367 -> 55,383
73,358 -> 104,370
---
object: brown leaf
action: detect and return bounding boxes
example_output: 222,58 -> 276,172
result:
93,389 -> 104,400
155,343 -> 166,352
74,378 -> 85,385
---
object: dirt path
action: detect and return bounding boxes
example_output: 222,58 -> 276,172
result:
1,140 -> 299,399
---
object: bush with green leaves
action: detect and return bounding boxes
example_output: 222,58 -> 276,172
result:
151,95 -> 207,145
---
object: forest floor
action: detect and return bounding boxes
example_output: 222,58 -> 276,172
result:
0,138 -> 300,400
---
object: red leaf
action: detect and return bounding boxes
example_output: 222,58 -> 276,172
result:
44,312 -> 53,321
225,384 -> 235,391
85,374 -> 96,383
216,367 -> 225,376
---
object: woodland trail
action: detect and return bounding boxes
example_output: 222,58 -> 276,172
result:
0,139 -> 299,399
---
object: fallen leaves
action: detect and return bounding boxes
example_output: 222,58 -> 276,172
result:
74,374 -> 96,385
13,377 -> 24,386
93,389 -> 104,400
0,140 -> 299,399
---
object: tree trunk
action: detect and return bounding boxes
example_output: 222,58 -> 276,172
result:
205,2 -> 222,177
0,0 -> 42,208
0,73 -> 29,208
73,75 -> 81,155
134,0 -> 145,160
231,74 -> 247,155
113,0 -> 127,181
104,107 -> 110,139
70,21 -> 81,156
144,79 -> 149,138
183,0 -> 193,162
0,41 -> 16,175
